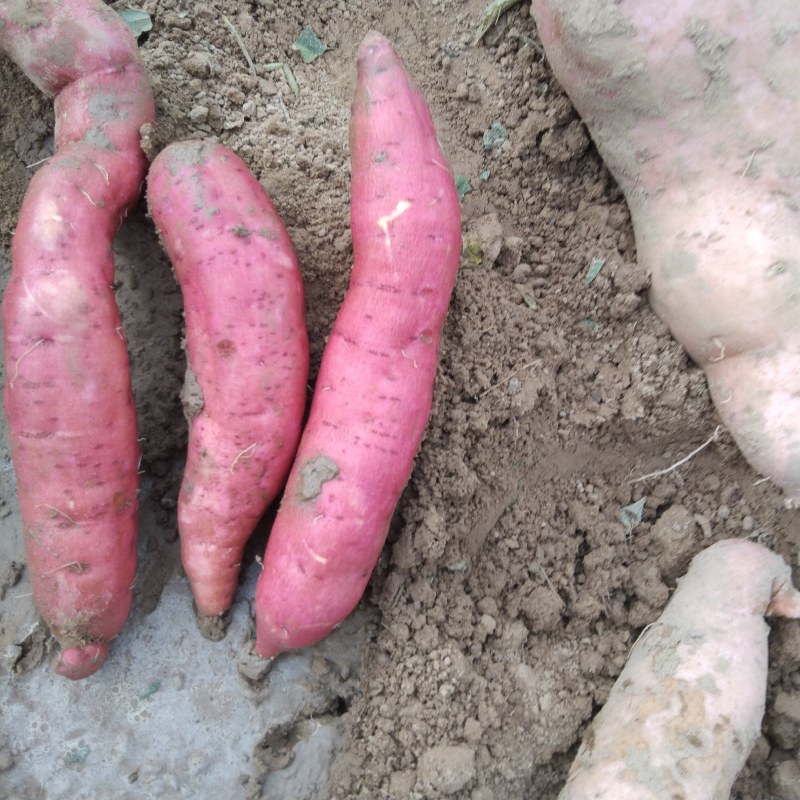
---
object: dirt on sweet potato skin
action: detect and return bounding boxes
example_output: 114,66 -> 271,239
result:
1,1 -> 799,798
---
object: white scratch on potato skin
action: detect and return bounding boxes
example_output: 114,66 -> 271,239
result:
377,199 -> 412,250
92,161 -> 110,184
79,188 -> 101,207
708,336 -> 726,362
230,442 -> 257,472
400,348 -> 418,368
304,540 -> 329,565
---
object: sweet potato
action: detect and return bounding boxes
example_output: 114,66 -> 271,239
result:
1,0 -> 154,678
529,0 -> 800,499
253,31 -> 462,659
559,539 -> 800,800
147,140 -> 309,627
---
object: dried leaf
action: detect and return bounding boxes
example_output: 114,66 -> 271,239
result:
473,0 -> 525,45
517,285 -> 537,309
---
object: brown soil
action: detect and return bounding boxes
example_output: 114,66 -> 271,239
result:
1,1 -> 799,798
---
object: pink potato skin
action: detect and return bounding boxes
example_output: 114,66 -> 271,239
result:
254,31 -> 462,658
1,0 -> 154,678
147,141 -> 309,620
559,539 -> 800,800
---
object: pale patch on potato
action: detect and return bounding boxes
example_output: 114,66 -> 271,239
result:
21,271 -> 91,327
180,364 -> 204,421
298,455 -> 340,502
2,0 -> 47,33
661,248 -> 698,281
28,196 -> 73,249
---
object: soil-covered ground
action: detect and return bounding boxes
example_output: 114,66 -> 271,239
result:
1,1 -> 799,798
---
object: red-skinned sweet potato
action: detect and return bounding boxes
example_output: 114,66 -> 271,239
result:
254,31 -> 462,659
1,0 -> 154,678
147,140 -> 309,628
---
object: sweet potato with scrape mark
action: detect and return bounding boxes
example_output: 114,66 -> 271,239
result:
1,0 -> 154,679
147,140 -> 309,629
559,539 -> 800,800
254,31 -> 461,659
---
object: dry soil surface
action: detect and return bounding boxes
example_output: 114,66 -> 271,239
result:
1,2 -> 800,799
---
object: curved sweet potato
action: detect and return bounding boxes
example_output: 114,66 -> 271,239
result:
1,0 -> 154,678
147,140 -> 309,627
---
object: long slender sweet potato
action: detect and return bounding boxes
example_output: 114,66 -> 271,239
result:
559,539 -> 800,800
1,0 -> 154,679
254,31 -> 462,659
147,140 -> 309,629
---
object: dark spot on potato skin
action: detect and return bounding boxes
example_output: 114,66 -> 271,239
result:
113,491 -> 135,514
216,339 -> 236,358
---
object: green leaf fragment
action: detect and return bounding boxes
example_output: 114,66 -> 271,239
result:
479,169 -> 491,181
64,745 -> 90,765
138,680 -> 161,700
482,121 -> 508,153
585,258 -> 606,285
265,62 -> 298,93
620,498 -> 646,531
282,63 -> 300,94
292,27 -> 329,63
118,8 -> 152,40
222,15 -> 256,75
455,174 -> 472,202
578,318 -> 599,330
